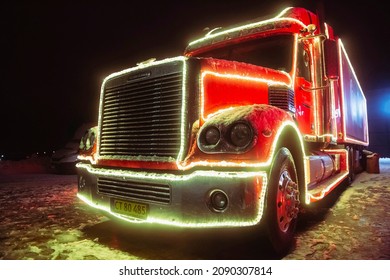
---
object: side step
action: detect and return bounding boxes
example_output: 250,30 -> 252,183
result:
306,170 -> 349,203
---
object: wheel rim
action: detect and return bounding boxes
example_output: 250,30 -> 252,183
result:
276,170 -> 299,233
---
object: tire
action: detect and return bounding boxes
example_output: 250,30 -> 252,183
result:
264,147 -> 300,257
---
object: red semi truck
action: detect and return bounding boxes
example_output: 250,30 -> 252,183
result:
77,7 -> 369,255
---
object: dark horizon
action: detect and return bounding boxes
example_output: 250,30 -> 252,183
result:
2,0 -> 389,158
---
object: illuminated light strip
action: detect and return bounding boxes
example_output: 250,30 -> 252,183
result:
315,133 -> 338,143
307,42 -> 319,136
324,23 -> 330,39
303,155 -> 311,203
77,155 -> 97,165
317,134 -> 337,138
77,170 -> 268,228
338,39 -> 369,146
188,7 -> 307,47
338,39 -> 348,142
329,77 -> 338,141
77,162 -> 266,181
177,61 -> 188,161
290,34 -> 299,88
310,38 -> 321,136
97,56 -> 189,161
199,70 -> 292,121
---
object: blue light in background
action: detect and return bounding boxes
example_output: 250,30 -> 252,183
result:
380,93 -> 390,117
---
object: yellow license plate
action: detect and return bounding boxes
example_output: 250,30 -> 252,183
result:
111,199 -> 148,219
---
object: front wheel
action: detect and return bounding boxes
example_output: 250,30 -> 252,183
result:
264,147 -> 300,257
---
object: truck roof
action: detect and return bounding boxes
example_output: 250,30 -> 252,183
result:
184,7 -> 333,56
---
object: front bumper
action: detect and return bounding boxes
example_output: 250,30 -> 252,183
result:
76,163 -> 268,228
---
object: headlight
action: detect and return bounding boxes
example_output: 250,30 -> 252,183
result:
204,126 -> 220,145
88,132 -> 95,149
80,134 -> 87,150
80,128 -> 96,151
198,121 -> 254,153
229,122 -> 253,148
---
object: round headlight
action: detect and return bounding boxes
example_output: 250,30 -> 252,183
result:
80,130 -> 96,151
88,132 -> 95,148
80,134 -> 88,150
229,122 -> 253,147
204,126 -> 220,145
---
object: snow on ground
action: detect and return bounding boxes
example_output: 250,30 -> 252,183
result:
285,158 -> 390,259
0,158 -> 389,259
0,172 -> 135,260
0,156 -> 52,174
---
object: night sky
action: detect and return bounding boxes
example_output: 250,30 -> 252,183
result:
2,0 -> 389,158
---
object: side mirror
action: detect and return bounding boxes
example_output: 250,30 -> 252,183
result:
324,39 -> 339,80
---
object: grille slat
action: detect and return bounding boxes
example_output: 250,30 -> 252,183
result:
100,143 -> 180,148
105,73 -> 182,94
99,66 -> 184,158
101,137 -> 181,143
268,86 -> 295,113
103,105 -> 181,118
105,84 -> 182,100
102,115 -> 181,126
104,88 -> 182,103
101,129 -> 180,137
101,126 -> 180,133
101,133 -> 181,140
103,96 -> 179,109
104,151 -> 177,156
98,177 -> 171,204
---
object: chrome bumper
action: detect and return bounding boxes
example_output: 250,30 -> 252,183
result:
76,163 -> 268,228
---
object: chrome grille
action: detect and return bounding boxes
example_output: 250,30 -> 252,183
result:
99,65 -> 184,159
98,177 -> 171,204
268,86 -> 295,113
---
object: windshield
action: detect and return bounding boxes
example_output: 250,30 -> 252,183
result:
198,34 -> 294,72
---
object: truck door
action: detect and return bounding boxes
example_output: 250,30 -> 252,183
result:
294,40 -> 314,136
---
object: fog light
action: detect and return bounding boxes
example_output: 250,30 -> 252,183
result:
209,190 -> 229,212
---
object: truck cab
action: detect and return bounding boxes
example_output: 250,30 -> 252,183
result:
77,7 -> 368,256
